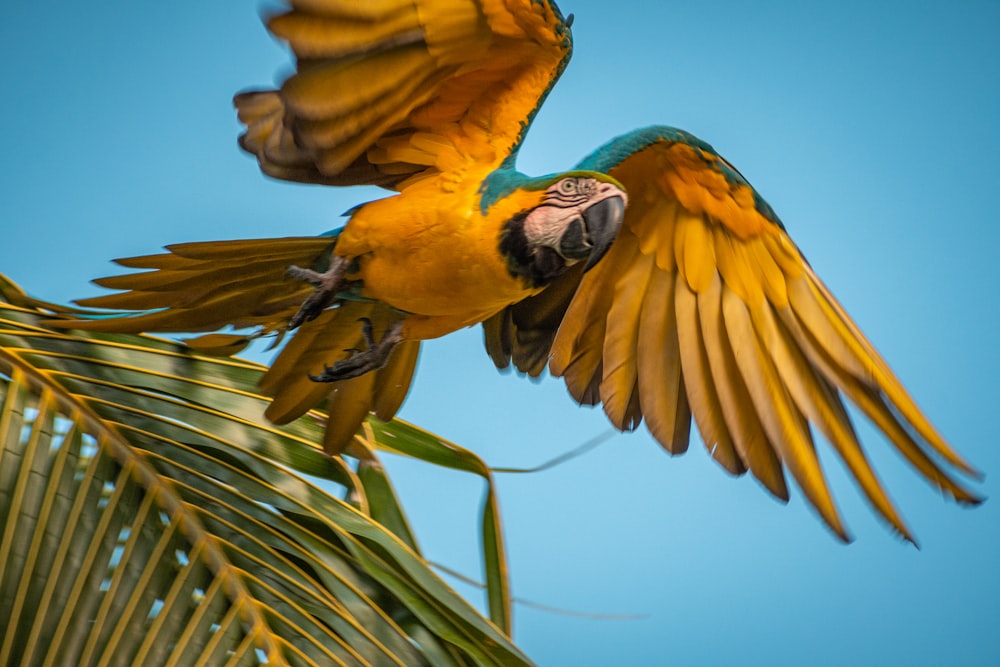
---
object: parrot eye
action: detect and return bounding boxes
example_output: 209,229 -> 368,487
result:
559,178 -> 577,194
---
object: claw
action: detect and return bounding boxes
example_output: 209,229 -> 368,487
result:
309,364 -> 340,382
310,320 -> 405,382
357,317 -> 375,344
287,255 -> 350,329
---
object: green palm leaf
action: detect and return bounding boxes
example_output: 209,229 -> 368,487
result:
0,275 -> 530,667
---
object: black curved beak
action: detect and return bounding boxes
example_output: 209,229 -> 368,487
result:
558,196 -> 624,272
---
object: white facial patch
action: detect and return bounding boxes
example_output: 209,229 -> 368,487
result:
521,176 -> 627,251
522,203 -> 586,249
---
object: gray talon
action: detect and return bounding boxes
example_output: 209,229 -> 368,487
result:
287,256 -> 349,329
310,320 -> 404,383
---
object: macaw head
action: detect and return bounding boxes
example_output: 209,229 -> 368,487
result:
499,172 -> 627,287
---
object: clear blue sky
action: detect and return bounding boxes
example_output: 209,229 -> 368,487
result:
2,2 -> 998,665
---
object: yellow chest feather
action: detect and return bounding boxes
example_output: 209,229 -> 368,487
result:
334,177 -> 543,320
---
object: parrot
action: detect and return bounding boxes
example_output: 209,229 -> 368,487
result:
65,0 -> 981,543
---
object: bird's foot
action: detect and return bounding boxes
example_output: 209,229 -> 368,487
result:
287,255 -> 349,329
310,318 -> 404,382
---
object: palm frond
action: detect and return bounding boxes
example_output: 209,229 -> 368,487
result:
0,275 -> 529,667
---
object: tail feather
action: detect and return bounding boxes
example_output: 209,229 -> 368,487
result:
260,301 -> 419,455
165,237 -> 340,260
66,237 -> 334,334
324,373 -> 380,455
56,236 -> 418,452
89,256 -> 302,295
373,340 -> 420,420
260,301 -> 380,416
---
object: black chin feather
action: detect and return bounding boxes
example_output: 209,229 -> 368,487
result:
499,212 -> 569,288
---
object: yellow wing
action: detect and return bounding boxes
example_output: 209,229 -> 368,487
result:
236,0 -> 573,188
60,1 -> 573,455
486,127 -> 982,542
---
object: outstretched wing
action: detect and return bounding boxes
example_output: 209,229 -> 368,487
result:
237,0 -> 573,188
486,126 -> 981,542
61,0 -> 572,454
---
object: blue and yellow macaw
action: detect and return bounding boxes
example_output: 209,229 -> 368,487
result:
70,0 -> 980,541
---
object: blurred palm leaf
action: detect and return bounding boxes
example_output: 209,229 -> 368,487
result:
0,275 -> 529,667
